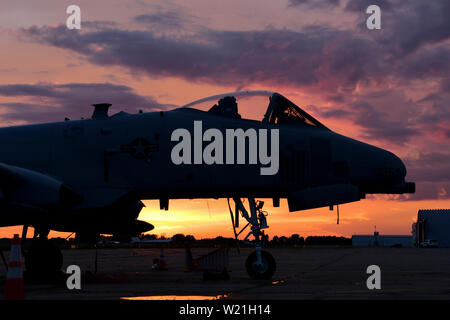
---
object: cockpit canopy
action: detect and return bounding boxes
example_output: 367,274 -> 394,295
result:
262,93 -> 326,128
179,91 -> 327,129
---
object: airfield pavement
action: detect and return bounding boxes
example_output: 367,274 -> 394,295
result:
1,246 -> 450,300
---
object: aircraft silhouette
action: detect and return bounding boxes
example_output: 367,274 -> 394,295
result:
0,91 -> 414,279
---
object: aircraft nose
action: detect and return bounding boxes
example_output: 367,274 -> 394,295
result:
335,134 -> 414,194
386,151 -> 407,180
350,141 -> 407,185
371,149 -> 415,193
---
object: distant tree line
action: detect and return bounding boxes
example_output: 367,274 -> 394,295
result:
266,234 -> 350,246
137,233 -> 351,247
0,234 -> 352,249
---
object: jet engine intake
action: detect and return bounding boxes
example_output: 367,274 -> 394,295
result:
0,163 -> 82,208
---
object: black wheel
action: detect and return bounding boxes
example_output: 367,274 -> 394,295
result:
25,239 -> 63,278
245,250 -> 276,280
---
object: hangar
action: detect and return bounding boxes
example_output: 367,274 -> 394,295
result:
352,232 -> 413,247
414,209 -> 450,247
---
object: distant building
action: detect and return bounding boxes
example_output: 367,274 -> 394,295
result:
352,232 -> 413,247
414,209 -> 450,247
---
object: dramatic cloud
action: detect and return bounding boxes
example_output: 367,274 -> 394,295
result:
347,100 -> 419,144
18,1 -> 450,95
18,25 -> 384,94
396,45 -> 450,81
288,0 -> 340,8
344,0 -> 392,12
134,8 -> 197,32
403,152 -> 450,200
0,83 -> 168,123
440,78 -> 450,94
413,90 -> 450,143
382,0 -> 450,57
135,12 -> 184,30
405,152 -> 450,182
308,89 -> 422,145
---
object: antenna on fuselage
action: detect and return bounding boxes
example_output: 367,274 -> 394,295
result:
330,204 -> 340,224
91,103 -> 112,119
337,205 -> 340,224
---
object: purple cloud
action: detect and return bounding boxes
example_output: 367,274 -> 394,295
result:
0,83 -> 169,123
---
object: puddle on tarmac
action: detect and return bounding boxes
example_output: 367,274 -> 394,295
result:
121,295 -> 228,300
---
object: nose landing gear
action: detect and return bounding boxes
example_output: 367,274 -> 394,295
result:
228,197 -> 276,280
245,246 -> 276,280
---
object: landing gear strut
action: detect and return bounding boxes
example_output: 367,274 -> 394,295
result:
228,198 -> 276,279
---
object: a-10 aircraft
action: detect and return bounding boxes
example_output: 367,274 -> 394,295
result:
0,91 -> 414,279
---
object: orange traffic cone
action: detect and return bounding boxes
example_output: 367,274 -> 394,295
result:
4,234 -> 24,300
156,247 -> 167,270
184,246 -> 198,272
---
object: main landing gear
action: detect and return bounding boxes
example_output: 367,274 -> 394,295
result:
22,225 -> 64,282
227,198 -> 276,280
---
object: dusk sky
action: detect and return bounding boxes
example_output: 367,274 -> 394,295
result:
0,0 -> 449,239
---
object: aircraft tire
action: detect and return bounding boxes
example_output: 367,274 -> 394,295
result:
245,250 -> 276,280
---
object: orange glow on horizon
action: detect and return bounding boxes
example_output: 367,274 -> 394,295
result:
1,198 -> 449,240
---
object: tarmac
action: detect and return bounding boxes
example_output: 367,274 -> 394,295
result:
1,246 -> 450,300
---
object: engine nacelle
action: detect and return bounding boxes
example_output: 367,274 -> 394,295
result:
287,184 -> 361,212
0,163 -> 82,208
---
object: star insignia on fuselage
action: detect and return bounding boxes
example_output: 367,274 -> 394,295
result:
119,138 -> 159,160
129,138 -> 150,159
